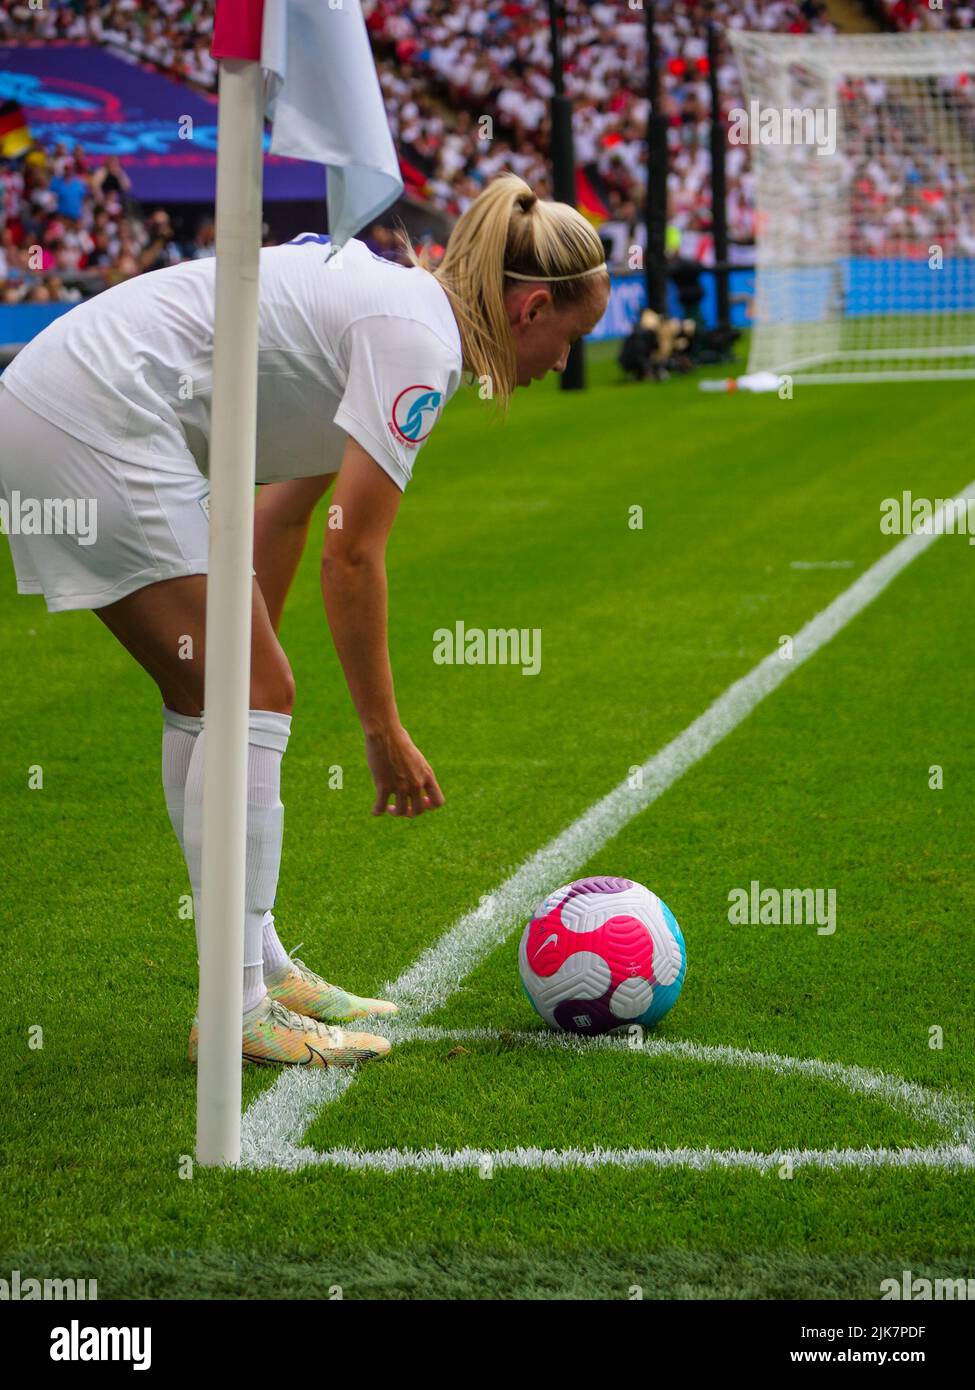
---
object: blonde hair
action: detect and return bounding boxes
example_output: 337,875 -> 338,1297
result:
396,172 -> 609,413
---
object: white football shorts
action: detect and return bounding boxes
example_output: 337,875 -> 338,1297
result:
0,380 -> 229,613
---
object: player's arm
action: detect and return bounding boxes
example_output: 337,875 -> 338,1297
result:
253,473 -> 336,632
322,435 -> 445,818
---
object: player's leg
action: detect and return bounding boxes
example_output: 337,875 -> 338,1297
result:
0,386 -> 389,1064
253,473 -> 337,633
95,577 -> 292,1021
98,574 -> 397,1023
94,576 -> 390,1065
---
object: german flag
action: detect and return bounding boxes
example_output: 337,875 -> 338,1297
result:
0,100 -> 32,159
575,168 -> 610,227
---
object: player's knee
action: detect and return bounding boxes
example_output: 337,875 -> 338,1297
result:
250,664 -> 296,715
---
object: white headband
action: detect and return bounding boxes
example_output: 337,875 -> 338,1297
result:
504,263 -> 608,282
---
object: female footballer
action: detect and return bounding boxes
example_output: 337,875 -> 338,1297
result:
0,173 -> 610,1067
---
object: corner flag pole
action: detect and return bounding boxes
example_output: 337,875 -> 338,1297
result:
196,53 -> 265,1168
196,0 -> 404,1167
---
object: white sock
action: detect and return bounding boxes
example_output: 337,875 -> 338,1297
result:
183,709 -> 293,1019
161,705 -> 204,846
262,910 -> 292,979
244,716 -> 291,1009
243,964 -> 265,1018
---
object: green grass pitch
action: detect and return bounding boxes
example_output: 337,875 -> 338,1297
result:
2,342 -> 973,1300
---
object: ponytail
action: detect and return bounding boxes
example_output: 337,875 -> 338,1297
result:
396,173 -> 608,413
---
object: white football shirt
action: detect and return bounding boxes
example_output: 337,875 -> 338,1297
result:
2,236 -> 464,491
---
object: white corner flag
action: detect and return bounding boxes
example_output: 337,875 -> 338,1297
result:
197,0 -> 402,1168
213,0 -> 403,247
260,0 -> 403,248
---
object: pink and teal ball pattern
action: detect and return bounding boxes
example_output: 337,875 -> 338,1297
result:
518,876 -> 686,1035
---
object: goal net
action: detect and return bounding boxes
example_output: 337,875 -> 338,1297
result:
729,32 -> 975,383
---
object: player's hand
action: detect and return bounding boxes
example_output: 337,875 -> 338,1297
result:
364,723 -> 445,818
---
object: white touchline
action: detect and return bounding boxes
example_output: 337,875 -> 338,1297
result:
240,483 -> 975,1172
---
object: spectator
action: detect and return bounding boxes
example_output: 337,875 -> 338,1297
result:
138,209 -> 183,272
189,218 -> 215,258
49,159 -> 89,220
91,155 -> 133,209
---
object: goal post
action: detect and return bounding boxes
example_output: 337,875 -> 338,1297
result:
729,32 -> 975,383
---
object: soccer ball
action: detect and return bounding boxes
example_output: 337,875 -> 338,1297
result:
518,876 -> 686,1035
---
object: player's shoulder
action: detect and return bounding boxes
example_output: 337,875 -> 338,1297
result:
265,234 -> 462,368
343,282 -> 462,371
348,305 -> 460,360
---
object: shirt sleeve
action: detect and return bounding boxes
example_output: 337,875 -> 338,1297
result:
333,314 -> 459,490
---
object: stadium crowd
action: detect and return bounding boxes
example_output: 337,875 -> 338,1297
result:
0,1 -> 221,87
1,0 -> 973,309
865,0 -> 975,31
1,0 -> 838,289
0,139 -> 404,305
366,0 -> 837,261
0,142 -> 220,304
